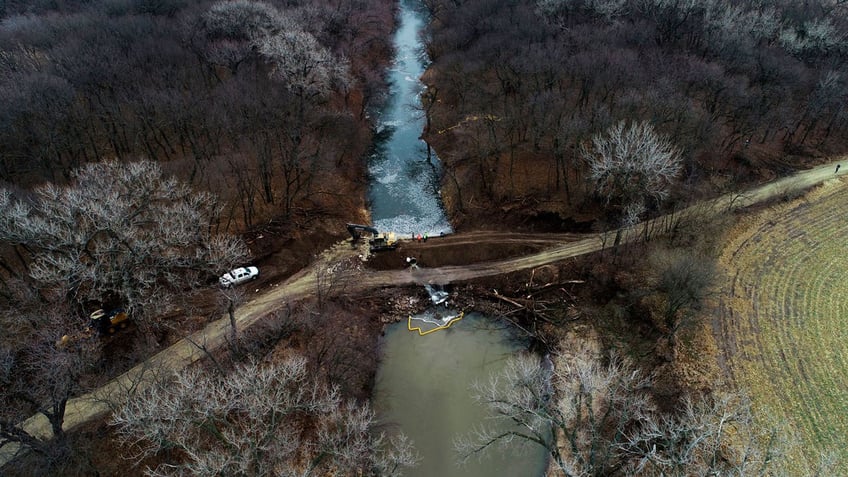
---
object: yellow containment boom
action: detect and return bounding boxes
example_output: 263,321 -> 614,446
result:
407,311 -> 464,336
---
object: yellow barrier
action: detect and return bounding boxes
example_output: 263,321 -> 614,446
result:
407,311 -> 465,336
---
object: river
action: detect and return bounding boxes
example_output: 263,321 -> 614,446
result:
368,2 -> 547,476
367,0 -> 452,237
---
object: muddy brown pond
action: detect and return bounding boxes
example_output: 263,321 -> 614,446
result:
373,313 -> 548,476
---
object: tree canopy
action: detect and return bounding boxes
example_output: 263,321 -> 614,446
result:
113,355 -> 418,476
0,160 -> 248,330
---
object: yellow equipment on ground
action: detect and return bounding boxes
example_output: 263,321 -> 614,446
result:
89,308 -> 129,334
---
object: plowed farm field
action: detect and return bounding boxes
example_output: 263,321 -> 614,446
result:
717,177 -> 848,472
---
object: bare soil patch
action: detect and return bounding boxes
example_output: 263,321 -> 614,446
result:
363,229 -> 592,271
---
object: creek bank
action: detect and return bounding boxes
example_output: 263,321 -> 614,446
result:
358,261 -> 576,352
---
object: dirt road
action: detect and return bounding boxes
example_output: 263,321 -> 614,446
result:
2,158 -> 845,465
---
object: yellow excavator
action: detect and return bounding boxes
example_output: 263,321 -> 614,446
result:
346,224 -> 399,252
57,308 -> 130,348
88,308 -> 130,334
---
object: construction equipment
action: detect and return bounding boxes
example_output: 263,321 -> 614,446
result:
89,308 -> 130,334
57,308 -> 130,348
346,223 -> 379,241
369,232 -> 398,252
346,223 -> 399,252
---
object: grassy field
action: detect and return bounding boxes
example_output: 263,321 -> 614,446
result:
716,177 -> 848,472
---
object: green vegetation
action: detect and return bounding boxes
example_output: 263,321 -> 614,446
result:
717,180 -> 848,472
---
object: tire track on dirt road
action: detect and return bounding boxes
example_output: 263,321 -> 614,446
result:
2,158 -> 845,466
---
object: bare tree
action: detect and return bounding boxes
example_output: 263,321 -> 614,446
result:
625,392 -> 792,476
295,302 -> 378,399
0,160 -> 249,333
456,346 -> 655,476
536,0 -> 630,22
650,248 -> 717,346
257,29 -> 350,101
218,285 -> 246,353
249,19 -> 351,218
779,17 -> 845,62
458,345 -> 796,476
700,2 -> 781,59
582,120 -> 683,226
202,0 -> 285,41
0,305 -> 100,469
193,0 -> 288,74
112,356 -> 417,476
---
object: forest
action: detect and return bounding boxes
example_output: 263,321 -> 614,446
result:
0,0 -> 394,228
0,0 -> 405,475
421,0 -> 848,228
1,0 -> 847,475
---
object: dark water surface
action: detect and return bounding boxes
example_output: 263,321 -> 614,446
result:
367,1 -> 452,236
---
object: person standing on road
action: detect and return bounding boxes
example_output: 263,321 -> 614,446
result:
836,164 -> 841,174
